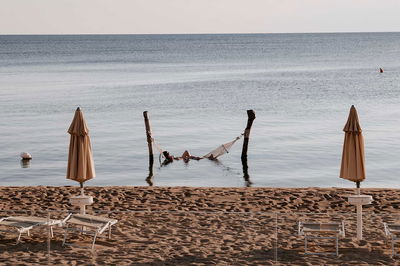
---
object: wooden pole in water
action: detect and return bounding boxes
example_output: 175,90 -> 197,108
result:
241,110 -> 255,187
241,110 -> 256,161
146,165 -> 154,186
143,111 -> 154,170
242,161 -> 251,187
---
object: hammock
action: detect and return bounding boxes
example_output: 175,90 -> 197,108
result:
151,134 -> 243,160
202,136 -> 242,159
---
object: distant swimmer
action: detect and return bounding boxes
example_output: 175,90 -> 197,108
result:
380,68 -> 384,73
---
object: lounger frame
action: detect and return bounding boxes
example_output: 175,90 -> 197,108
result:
0,216 -> 61,244
62,213 -> 118,250
298,221 -> 345,256
383,222 -> 400,257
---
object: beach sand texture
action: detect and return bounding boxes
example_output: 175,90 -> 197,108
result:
1,186 -> 400,265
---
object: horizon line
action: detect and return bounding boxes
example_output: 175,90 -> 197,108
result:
1,30 -> 400,36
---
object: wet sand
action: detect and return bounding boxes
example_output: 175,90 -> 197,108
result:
1,186 -> 400,265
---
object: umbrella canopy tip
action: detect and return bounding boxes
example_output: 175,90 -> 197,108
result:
76,107 -> 81,111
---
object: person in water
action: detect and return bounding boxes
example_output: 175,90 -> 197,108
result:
161,150 -> 202,165
181,150 -> 202,162
161,151 -> 176,165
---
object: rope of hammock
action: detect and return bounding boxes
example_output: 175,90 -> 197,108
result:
151,137 -> 164,154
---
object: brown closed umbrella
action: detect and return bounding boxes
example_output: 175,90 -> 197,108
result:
66,107 -> 95,192
339,105 -> 365,193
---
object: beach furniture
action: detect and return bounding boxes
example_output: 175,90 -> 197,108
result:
340,105 -> 371,241
62,213 -> 118,250
0,216 -> 62,244
298,221 -> 345,256
384,222 -> 400,257
67,107 -> 96,215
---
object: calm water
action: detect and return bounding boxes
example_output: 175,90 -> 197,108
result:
1,33 -> 400,187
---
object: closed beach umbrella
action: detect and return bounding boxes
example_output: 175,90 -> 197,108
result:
66,107 -> 95,191
339,105 -> 365,192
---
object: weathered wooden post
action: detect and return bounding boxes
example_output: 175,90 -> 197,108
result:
241,110 -> 256,160
143,111 -> 154,186
241,110 -> 255,187
242,162 -> 251,187
143,111 -> 154,165
146,165 -> 154,186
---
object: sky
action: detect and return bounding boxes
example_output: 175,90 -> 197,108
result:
1,0 -> 400,34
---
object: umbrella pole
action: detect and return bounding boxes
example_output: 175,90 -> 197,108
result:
356,181 -> 362,240
79,182 -> 86,214
71,182 -> 92,215
356,203 -> 363,240
348,181 -> 372,241
80,182 -> 84,196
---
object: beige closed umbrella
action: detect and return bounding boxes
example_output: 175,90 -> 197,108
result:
66,107 -> 95,193
340,105 -> 366,193
340,105 -> 372,241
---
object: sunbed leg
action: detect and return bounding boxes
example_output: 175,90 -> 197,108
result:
62,225 -> 69,247
108,226 -> 111,239
92,232 -> 98,250
392,237 -> 395,257
335,236 -> 339,256
50,226 -> 54,238
305,236 -> 308,254
16,232 -> 22,244
27,230 -> 30,237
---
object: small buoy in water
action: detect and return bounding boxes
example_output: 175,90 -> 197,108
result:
20,152 -> 32,160
380,68 -> 384,73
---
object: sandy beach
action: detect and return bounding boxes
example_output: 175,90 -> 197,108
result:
0,186 -> 399,265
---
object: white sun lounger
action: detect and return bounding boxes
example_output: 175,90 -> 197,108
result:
62,213 -> 118,250
298,221 -> 345,256
383,222 -> 400,257
0,216 -> 62,244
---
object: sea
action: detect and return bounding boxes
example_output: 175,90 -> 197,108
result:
1,33 -> 400,187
